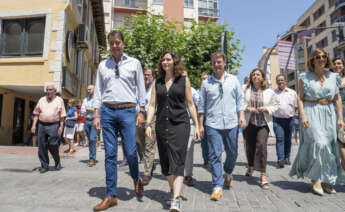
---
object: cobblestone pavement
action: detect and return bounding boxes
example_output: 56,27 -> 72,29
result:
0,135 -> 345,212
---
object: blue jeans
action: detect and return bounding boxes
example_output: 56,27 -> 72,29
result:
201,122 -> 209,164
273,117 -> 294,161
84,120 -> 97,161
101,106 -> 139,197
206,126 -> 239,188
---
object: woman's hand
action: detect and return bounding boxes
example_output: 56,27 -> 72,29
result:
145,127 -> 152,140
337,119 -> 345,131
257,107 -> 268,113
194,126 -> 201,142
247,106 -> 258,113
301,117 -> 309,128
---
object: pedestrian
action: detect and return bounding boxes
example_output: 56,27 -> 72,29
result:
184,86 -> 199,187
76,100 -> 86,146
243,68 -> 278,190
198,52 -> 246,201
273,74 -> 298,168
136,67 -> 157,186
63,99 -> 78,155
198,72 -> 210,169
332,57 -> 345,170
32,84 -> 66,173
81,85 -> 97,167
92,30 -> 145,211
289,49 -> 345,195
145,51 -> 200,212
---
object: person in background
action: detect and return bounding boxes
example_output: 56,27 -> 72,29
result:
32,84 -> 66,173
272,74 -> 298,168
63,99 -> 78,155
76,100 -> 86,146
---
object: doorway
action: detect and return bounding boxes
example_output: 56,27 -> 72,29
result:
12,98 -> 25,144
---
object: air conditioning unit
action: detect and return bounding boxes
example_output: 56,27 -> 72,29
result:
77,24 -> 89,48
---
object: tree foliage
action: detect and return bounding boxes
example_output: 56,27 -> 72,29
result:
103,12 -> 243,88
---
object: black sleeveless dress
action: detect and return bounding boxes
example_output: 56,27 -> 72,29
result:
155,76 -> 190,176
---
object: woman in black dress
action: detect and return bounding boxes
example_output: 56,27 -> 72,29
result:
146,51 -> 200,212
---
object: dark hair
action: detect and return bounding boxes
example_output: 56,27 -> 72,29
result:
157,51 -> 186,78
247,68 -> 269,90
332,57 -> 345,77
107,30 -> 124,42
144,67 -> 155,77
276,74 -> 286,81
307,48 -> 333,72
211,52 -> 227,63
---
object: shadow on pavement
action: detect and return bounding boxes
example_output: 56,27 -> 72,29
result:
270,180 -> 311,193
193,180 -> 213,195
144,189 -> 170,210
88,186 -> 139,201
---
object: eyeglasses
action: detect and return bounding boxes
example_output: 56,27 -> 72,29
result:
219,83 -> 223,97
314,55 -> 327,60
115,64 -> 120,78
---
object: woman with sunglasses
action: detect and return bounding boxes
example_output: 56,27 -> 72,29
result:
332,57 -> 345,171
145,51 -> 200,212
289,49 -> 345,195
243,68 -> 278,190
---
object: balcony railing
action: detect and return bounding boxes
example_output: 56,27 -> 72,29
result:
331,15 -> 345,24
335,0 -> 345,9
198,8 -> 219,17
114,0 -> 147,10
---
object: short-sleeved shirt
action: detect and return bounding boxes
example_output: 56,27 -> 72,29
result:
33,96 -> 66,123
66,106 -> 77,118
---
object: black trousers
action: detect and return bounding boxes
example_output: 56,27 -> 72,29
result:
38,122 -> 60,168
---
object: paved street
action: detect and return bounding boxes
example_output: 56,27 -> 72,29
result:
0,135 -> 345,212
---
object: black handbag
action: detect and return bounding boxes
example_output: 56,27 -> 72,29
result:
65,119 -> 76,128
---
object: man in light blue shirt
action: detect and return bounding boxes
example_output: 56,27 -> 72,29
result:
81,85 -> 97,167
198,52 -> 246,201
93,30 -> 145,211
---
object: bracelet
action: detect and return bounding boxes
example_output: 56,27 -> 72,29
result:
145,122 -> 152,128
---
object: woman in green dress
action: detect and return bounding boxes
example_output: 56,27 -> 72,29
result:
289,48 -> 345,196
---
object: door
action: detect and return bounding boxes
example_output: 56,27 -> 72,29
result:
12,98 -> 25,144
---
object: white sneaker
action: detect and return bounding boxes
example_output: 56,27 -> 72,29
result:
170,196 -> 181,212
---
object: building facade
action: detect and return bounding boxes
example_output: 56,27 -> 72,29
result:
0,0 -> 106,145
103,0 -> 219,33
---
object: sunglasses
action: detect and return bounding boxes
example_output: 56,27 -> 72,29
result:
314,55 -> 327,60
219,83 -> 223,97
115,64 -> 120,77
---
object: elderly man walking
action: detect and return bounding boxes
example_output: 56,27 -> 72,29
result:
199,52 -> 246,201
93,30 -> 146,211
32,84 -> 66,174
81,85 -> 97,167
273,74 -> 298,168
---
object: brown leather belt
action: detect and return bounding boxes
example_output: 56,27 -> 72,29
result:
303,98 -> 333,105
86,117 -> 94,121
104,103 -> 136,109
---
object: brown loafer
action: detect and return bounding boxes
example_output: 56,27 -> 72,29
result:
185,176 -> 195,186
142,175 -> 151,186
88,160 -> 95,167
93,196 -> 118,211
134,178 -> 144,197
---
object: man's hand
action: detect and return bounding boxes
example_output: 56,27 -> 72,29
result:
58,126 -> 63,138
136,112 -> 145,128
239,118 -> 246,129
199,125 -> 204,139
31,126 -> 36,134
94,117 -> 101,131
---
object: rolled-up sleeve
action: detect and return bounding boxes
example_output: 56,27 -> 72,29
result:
198,83 -> 206,114
93,65 -> 103,109
235,79 -> 245,112
136,60 -> 146,107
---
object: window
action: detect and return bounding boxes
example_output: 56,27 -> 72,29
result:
332,30 -> 337,42
316,37 -> 328,48
287,72 -> 295,82
153,0 -> 163,5
83,59 -> 88,85
76,49 -> 83,79
184,0 -> 194,8
0,17 -> 45,57
313,5 -> 325,21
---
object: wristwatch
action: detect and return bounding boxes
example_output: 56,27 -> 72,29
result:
145,122 -> 152,128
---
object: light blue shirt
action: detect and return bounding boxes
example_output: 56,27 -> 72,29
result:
81,96 -> 94,119
135,80 -> 154,114
93,54 -> 145,109
191,87 -> 199,108
198,72 -> 245,130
